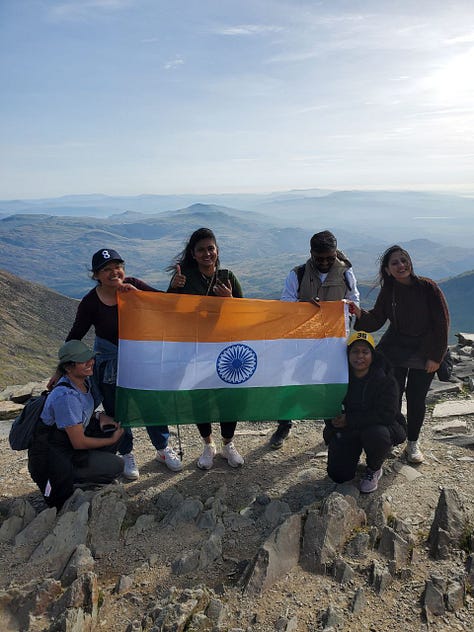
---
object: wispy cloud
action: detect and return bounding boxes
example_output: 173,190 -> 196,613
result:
214,24 -> 282,36
266,9 -> 470,65
408,106 -> 474,118
295,104 -> 330,114
163,56 -> 184,71
48,0 -> 131,21
444,32 -> 474,45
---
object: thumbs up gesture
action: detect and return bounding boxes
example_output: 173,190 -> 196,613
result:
171,264 -> 187,289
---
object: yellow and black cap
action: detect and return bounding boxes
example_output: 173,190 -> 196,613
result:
347,331 -> 375,350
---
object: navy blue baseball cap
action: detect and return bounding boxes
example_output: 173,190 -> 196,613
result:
91,249 -> 124,272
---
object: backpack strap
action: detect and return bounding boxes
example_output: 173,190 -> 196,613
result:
336,249 -> 352,267
54,381 -> 76,391
342,269 -> 352,292
296,264 -> 306,293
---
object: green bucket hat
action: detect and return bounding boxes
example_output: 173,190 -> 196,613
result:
58,340 -> 95,363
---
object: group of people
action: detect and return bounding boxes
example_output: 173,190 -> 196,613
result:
27,227 -> 450,508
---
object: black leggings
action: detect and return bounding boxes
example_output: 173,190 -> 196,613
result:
196,422 -> 237,440
393,367 -> 434,441
28,421 -> 123,509
327,425 -> 393,484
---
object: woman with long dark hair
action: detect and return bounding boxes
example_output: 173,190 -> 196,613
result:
29,340 -> 125,508
348,245 -> 449,463
168,227 -> 244,470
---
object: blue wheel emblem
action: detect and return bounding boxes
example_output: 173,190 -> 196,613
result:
216,344 -> 257,384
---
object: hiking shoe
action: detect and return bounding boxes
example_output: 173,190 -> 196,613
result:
121,452 -> 139,480
156,446 -> 183,472
197,443 -> 217,470
405,440 -> 424,464
221,441 -> 244,468
269,423 -> 292,450
360,467 -> 383,493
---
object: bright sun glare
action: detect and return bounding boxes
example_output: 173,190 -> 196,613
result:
427,47 -> 474,104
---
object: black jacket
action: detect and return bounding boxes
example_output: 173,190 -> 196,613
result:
324,350 -> 407,444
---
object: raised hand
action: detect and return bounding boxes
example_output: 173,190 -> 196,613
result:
171,264 -> 187,289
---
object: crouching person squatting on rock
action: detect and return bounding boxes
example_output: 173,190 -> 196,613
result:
28,340 -> 124,509
324,331 -> 407,493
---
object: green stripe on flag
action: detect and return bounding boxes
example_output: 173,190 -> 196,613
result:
116,384 -> 348,426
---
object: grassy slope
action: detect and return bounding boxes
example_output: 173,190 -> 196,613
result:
0,270 -> 93,388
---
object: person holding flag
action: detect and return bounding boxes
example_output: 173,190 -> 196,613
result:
269,230 -> 360,449
168,227 -> 245,470
49,248 -> 183,479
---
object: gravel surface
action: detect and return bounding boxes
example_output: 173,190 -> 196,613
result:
0,398 -> 473,631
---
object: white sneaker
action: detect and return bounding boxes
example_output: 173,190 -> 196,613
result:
197,443 -> 216,470
221,441 -> 244,468
121,452 -> 139,480
156,446 -> 183,472
405,440 -> 424,464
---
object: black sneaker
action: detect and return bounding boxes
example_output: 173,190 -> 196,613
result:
269,423 -> 292,450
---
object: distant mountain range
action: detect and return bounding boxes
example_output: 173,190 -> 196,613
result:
1,202 -> 473,300
0,189 -> 473,247
0,198 -> 471,363
0,263 -> 470,387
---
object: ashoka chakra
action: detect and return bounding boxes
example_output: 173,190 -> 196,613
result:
216,344 -> 257,384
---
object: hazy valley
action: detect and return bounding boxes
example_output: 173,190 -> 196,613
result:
0,189 -> 472,387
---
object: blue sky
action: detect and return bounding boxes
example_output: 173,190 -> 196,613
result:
1,0 -> 473,198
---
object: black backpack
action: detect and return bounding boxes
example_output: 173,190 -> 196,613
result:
437,349 -> 454,382
9,382 -> 74,451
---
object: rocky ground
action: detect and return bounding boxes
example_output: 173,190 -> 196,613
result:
0,337 -> 474,632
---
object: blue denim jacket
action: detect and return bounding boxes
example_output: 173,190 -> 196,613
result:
93,336 -> 118,384
91,336 -> 118,413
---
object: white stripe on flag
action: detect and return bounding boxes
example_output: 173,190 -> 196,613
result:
117,337 -> 347,391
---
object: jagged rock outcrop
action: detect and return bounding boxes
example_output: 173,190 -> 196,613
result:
428,488 -> 468,559
301,492 -> 366,573
243,513 -> 302,596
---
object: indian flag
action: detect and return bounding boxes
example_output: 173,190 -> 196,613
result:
115,292 -> 349,426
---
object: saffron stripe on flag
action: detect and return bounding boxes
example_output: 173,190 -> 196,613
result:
117,292 -> 346,342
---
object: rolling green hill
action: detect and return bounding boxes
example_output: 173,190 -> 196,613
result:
0,270 -> 93,388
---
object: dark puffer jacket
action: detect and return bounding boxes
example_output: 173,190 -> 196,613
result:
324,350 -> 407,445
